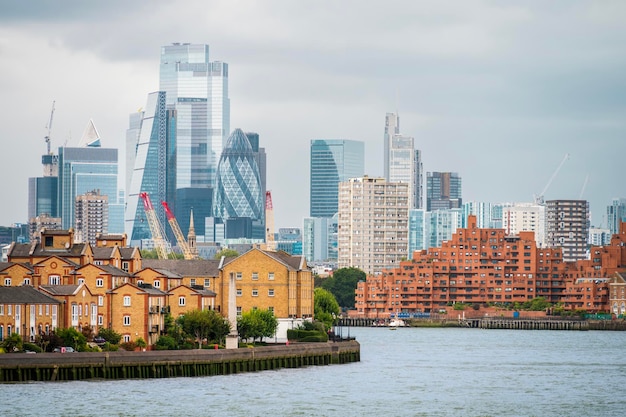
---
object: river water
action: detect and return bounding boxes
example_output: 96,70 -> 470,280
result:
2,327 -> 625,417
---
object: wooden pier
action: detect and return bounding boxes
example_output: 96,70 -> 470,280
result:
0,341 -> 360,383
460,318 -> 589,330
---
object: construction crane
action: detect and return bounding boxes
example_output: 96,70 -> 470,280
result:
534,153 -> 570,205
579,174 -> 589,200
44,101 -> 55,155
139,192 -> 171,260
265,190 -> 276,250
161,201 -> 196,260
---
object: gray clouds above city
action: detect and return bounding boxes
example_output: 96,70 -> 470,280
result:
0,0 -> 624,228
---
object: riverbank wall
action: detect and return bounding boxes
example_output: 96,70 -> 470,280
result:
0,340 -> 360,383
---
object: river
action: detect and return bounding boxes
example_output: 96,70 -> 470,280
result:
2,327 -> 625,416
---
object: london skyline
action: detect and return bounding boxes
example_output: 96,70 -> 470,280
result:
1,1 -> 624,230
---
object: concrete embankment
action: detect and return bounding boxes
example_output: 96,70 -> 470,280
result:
0,341 -> 360,383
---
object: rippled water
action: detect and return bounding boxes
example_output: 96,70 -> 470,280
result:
2,327 -> 625,417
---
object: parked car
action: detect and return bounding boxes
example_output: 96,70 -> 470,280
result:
93,336 -> 106,345
53,346 -> 76,353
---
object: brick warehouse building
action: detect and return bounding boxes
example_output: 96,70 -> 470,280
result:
354,216 -> 626,318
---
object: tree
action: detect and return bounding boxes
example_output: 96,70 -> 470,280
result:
1,333 -> 23,353
214,248 -> 239,259
237,308 -> 278,343
321,267 -> 365,309
55,328 -> 87,351
97,327 -> 122,345
177,309 -> 230,348
314,288 -> 340,330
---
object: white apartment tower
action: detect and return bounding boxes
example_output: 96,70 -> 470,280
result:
501,203 -> 547,247
74,190 -> 109,245
338,176 -> 409,275
383,113 -> 423,209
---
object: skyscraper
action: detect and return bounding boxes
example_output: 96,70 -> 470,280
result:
337,176 -> 409,275
74,190 -> 108,245
607,198 -> 626,236
310,139 -> 364,218
126,44 -> 230,244
384,113 -> 423,209
426,172 -> 462,211
546,199 -> 590,262
213,129 -> 264,240
57,120 -> 123,233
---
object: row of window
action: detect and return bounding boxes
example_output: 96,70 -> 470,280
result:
235,272 -> 275,280
236,289 -> 275,297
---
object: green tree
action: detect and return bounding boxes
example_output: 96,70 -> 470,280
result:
237,308 -> 278,343
321,267 -> 366,308
55,328 -> 87,351
214,248 -> 239,259
177,309 -> 231,348
314,287 -> 340,330
97,327 -> 122,345
1,333 -> 23,353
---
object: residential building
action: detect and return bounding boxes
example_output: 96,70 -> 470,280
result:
383,113 -> 423,209
213,129 -> 264,240
589,227 -> 612,246
310,139 -> 364,218
337,176 -> 409,275
501,203 -> 546,247
546,200 -> 590,262
426,172 -> 462,211
0,286 -> 62,342
74,190 -> 108,245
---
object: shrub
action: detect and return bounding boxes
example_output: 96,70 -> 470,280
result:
155,335 -> 178,350
120,341 -> 137,351
97,327 -> 122,345
22,342 -> 42,353
287,329 -> 328,342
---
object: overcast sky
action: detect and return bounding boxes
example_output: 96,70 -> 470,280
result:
1,1 -> 624,230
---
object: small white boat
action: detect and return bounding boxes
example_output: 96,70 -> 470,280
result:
388,319 -> 406,328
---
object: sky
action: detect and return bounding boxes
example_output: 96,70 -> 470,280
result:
0,0 -> 624,230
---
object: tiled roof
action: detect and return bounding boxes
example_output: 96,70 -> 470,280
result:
92,247 -> 116,259
0,262 -> 34,274
10,242 -> 88,258
98,264 -> 132,277
39,285 -> 80,296
0,286 -> 61,304
119,247 -> 138,260
142,259 -> 221,277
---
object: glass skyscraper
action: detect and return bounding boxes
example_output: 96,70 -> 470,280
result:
310,139 -> 365,218
426,172 -> 462,211
213,129 -> 264,239
57,146 -> 123,233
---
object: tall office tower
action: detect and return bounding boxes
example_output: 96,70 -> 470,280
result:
462,201 -> 493,228
425,208 -> 463,249
28,177 -> 58,220
160,43 -> 230,228
303,215 -> 338,262
501,203 -> 546,247
125,92 -> 174,244
213,129 -> 264,240
58,120 -> 123,233
245,132 -> 267,201
426,172 -> 462,211
310,139 -> 365,218
408,209 -> 427,259
337,176 -> 409,275
607,198 -> 626,236
383,113 -> 423,209
74,190 -> 108,245
546,199 -> 590,262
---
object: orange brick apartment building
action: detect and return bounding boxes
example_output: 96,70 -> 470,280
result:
354,216 -> 626,318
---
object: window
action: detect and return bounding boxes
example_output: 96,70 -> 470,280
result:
8,305 -> 12,316
94,260 -> 103,266
78,278 -> 85,285
154,280 -> 161,288
137,280 -> 144,286
98,296 -> 104,307
39,304 -> 42,316
123,316 -> 131,326
0,325 -> 3,342
123,335 -> 131,343
4,278 -> 11,286
252,289 -> 259,297
236,289 -> 242,297
268,272 -> 275,280
122,262 -> 129,272
268,306 -> 274,314
236,272 -> 242,280
252,272 -> 259,280
204,279 -> 210,288
268,289 -> 275,297
179,296 -> 186,306
98,315 -> 103,326
190,279 -> 196,287
46,304 -> 49,315
96,279 -> 104,288
49,275 -> 60,285
0,305 -> 3,315
23,278 -> 31,286
236,306 -> 242,316
123,296 -> 131,306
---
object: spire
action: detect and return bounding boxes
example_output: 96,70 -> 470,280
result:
78,119 -> 101,147
188,208 -> 198,257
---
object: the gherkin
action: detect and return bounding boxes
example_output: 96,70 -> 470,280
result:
213,129 -> 264,222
